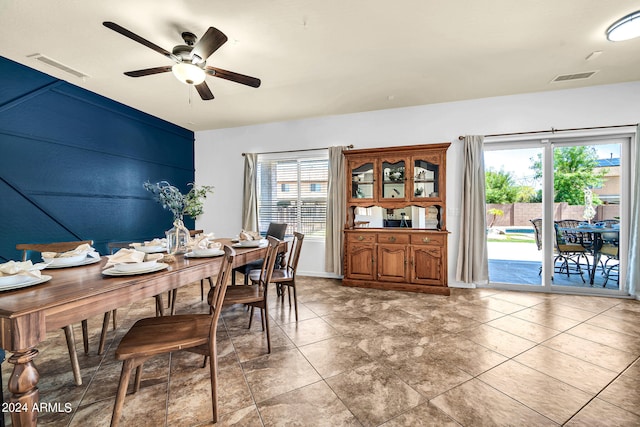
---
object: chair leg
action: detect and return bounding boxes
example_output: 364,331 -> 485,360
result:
208,340 -> 219,423
248,306 -> 255,329
292,283 -> 298,322
263,306 -> 271,353
155,295 -> 165,316
200,279 -> 205,301
111,359 -> 134,427
98,312 -> 111,355
81,319 -> 89,354
133,365 -> 143,393
170,289 -> 178,315
112,309 -> 117,329
62,325 -> 82,386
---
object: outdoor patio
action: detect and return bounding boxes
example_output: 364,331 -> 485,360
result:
487,235 -> 619,290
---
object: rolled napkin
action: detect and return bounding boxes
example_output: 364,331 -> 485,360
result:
104,248 -> 164,269
239,230 -> 261,241
0,260 -> 42,279
190,233 -> 221,250
41,243 -> 100,260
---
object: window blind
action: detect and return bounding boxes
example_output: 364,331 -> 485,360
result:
257,151 -> 328,238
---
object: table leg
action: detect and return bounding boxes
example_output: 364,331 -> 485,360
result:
8,348 -> 39,427
590,252 -> 601,286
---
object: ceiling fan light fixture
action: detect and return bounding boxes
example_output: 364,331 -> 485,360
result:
171,62 -> 206,85
606,10 -> 640,41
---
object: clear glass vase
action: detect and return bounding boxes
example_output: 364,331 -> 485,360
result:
165,217 -> 190,255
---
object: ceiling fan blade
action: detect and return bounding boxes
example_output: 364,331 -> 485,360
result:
205,66 -> 261,88
191,27 -> 228,62
195,81 -> 214,100
103,21 -> 173,59
124,66 -> 173,77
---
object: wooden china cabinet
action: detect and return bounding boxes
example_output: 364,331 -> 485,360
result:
343,143 -> 451,295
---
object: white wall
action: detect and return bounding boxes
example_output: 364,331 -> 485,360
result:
195,81 -> 640,284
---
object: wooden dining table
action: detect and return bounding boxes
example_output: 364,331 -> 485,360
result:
0,238 -> 270,427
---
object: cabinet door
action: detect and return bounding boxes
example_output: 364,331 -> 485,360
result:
348,158 -> 377,203
410,245 -> 443,285
346,243 -> 376,280
379,156 -> 407,202
377,244 -> 407,282
410,153 -> 442,202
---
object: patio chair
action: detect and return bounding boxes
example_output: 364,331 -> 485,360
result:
600,231 -> 619,287
529,218 -> 543,275
553,220 -> 590,282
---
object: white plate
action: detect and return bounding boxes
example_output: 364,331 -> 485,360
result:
185,250 -> 224,258
232,239 -> 267,248
111,260 -> 158,273
43,254 -> 87,267
134,245 -> 166,254
44,256 -> 101,269
102,262 -> 168,276
0,275 -> 52,292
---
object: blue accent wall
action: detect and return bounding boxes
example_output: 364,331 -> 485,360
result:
0,56 -> 195,261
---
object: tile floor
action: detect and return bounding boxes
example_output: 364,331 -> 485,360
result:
2,277 -> 640,426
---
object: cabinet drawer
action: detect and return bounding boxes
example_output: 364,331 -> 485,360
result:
378,233 -> 409,244
411,233 -> 445,246
347,233 -> 376,243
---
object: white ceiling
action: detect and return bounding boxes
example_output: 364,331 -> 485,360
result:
2,1 -> 639,132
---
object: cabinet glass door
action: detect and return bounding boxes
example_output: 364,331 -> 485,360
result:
413,158 -> 439,199
350,161 -> 375,201
381,159 -> 406,200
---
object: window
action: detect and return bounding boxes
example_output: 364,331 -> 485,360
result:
257,150 -> 328,238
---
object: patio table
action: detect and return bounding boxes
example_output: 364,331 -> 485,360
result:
559,226 -> 619,285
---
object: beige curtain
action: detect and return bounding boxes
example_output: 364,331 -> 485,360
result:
627,124 -> 639,298
241,153 -> 259,231
456,135 -> 489,284
325,146 -> 347,275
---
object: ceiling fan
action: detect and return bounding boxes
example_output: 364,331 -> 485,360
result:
102,21 -> 261,100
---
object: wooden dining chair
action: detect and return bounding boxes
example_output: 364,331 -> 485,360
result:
248,232 -> 305,321
110,245 -> 235,427
16,240 -> 94,386
232,222 -> 287,285
98,241 -> 171,355
223,236 -> 280,353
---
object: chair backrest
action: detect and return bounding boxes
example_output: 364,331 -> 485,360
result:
16,240 -> 94,261
285,232 -> 305,275
256,236 -> 281,293
208,245 -> 235,338
266,222 -> 287,240
530,219 -> 542,251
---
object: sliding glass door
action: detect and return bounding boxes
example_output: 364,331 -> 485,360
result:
484,132 -> 630,295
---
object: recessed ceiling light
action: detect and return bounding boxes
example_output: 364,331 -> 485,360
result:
606,10 -> 640,41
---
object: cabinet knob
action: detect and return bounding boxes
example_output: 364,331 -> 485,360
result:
388,236 -> 396,242
357,235 -> 364,241
423,237 -> 430,243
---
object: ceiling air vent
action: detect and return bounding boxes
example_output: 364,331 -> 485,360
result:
551,71 -> 597,83
27,53 -> 89,79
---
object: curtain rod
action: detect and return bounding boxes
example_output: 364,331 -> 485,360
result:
457,123 -> 638,141
241,144 -> 354,156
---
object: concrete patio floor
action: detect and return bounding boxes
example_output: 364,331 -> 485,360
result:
488,241 -> 619,290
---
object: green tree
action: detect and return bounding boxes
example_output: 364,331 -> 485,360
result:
530,146 -> 607,205
485,168 -> 518,204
